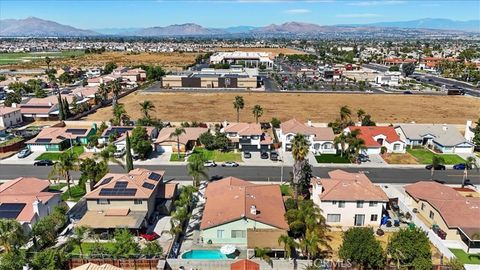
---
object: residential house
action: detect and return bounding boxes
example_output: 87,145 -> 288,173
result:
0,177 -> 62,231
276,119 -> 336,154
382,58 -> 417,67
200,177 -> 288,247
405,182 -> 480,252
78,168 -> 177,230
311,170 -> 389,227
155,127 -> 207,153
222,122 -> 272,152
344,126 -> 406,155
15,95 -> 70,120
98,126 -> 158,150
0,106 -> 22,128
464,120 -> 477,146
86,67 -> 102,78
71,86 -> 98,106
26,124 -> 96,151
230,260 -> 260,270
395,124 -> 474,153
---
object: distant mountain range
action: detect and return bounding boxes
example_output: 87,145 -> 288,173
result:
0,17 -> 478,37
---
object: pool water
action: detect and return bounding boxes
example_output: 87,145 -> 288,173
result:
182,249 -> 227,260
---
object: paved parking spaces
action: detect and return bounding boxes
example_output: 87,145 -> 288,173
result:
242,151 -> 282,166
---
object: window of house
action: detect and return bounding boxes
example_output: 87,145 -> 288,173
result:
429,211 -> 434,219
338,201 -> 345,208
369,201 -> 377,207
231,230 -> 246,238
332,201 -> 337,205
357,201 -> 364,208
134,199 -> 143,205
217,230 -> 224,238
421,203 -> 425,210
394,144 -> 401,150
371,214 -> 378,221
97,199 -> 110,205
327,214 -> 341,222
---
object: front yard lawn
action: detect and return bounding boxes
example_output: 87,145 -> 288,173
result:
280,184 -> 292,196
35,146 -> 85,160
406,149 -> 465,164
170,153 -> 186,162
382,152 -> 419,164
61,185 -> 86,202
315,154 -> 351,164
48,183 -> 67,191
449,249 -> 480,265
0,137 -> 23,147
70,242 -> 115,256
190,148 -> 242,162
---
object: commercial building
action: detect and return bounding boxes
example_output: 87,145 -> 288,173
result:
210,51 -> 274,69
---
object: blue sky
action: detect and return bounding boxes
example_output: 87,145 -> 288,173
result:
1,0 -> 479,29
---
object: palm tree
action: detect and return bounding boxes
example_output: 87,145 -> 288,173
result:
334,132 -> 348,157
357,109 -> 366,122
68,226 -> 90,258
112,103 -> 129,126
431,155 -> 445,179
346,129 -> 365,162
0,219 -> 25,253
109,79 -> 122,107
278,234 -> 298,259
254,247 -> 273,268
45,56 -> 51,70
291,134 -> 309,201
139,100 -> 155,119
340,105 -> 352,123
95,144 -> 124,167
170,127 -> 186,158
462,156 -> 479,187
252,104 -> 264,124
300,231 -> 321,260
98,83 -> 109,100
48,151 -> 79,198
187,154 -> 208,187
233,96 -> 245,122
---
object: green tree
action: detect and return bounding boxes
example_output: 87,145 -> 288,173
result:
131,126 -> 152,159
339,227 -> 385,269
291,134 -> 309,201
387,228 -> 431,268
141,241 -> 163,258
334,132 -> 348,157
431,155 -> 445,179
271,117 -> 281,128
57,92 -> 65,121
214,132 -> 230,150
412,257 -> 433,270
67,226 -> 90,258
346,129 -> 366,162
35,87 -> 47,98
0,250 -> 26,270
4,92 -> 22,107
252,104 -> 264,124
278,234 -> 298,259
233,95 -> 245,122
31,247 -> 68,270
356,109 -> 366,122
472,118 -> 480,147
79,157 -> 108,187
111,103 -> 129,126
361,114 -> 376,126
199,132 -> 216,150
254,247 -> 273,267
103,62 -> 117,74
59,72 -> 73,85
139,100 -> 156,120
31,215 -> 58,248
402,62 -> 416,77
98,82 -> 110,100
340,105 -> 352,123
446,258 -> 464,270
96,144 -> 124,167
463,156 -> 479,187
187,153 -> 208,187
170,127 -> 186,157
389,65 -> 400,72
63,97 -> 71,118
109,79 -> 122,106
48,150 -> 79,198
0,219 -> 25,253
112,228 -> 140,258
125,132 -> 134,172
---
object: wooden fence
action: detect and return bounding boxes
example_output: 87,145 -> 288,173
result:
0,139 -> 25,153
68,258 -> 160,270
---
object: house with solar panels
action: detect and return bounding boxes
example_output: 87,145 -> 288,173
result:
26,124 -> 96,151
77,168 -> 177,231
0,177 -> 62,231
98,126 -> 159,149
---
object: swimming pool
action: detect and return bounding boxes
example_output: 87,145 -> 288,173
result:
181,249 -> 227,260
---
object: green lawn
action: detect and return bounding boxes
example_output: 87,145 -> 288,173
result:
189,148 -> 242,162
406,149 -> 465,164
70,242 -> 115,256
61,185 -> 86,202
0,137 -> 23,147
48,183 -> 67,191
35,146 -> 85,160
280,184 -> 292,196
170,153 -> 186,162
0,51 -> 85,65
449,249 -> 480,265
315,154 -> 351,164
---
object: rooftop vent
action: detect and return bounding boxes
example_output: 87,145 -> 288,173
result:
250,205 -> 257,215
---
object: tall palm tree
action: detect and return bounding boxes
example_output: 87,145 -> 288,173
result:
170,127 -> 186,158
252,104 -> 264,124
139,100 -> 155,120
346,129 -> 365,162
109,79 -> 122,107
340,105 -> 352,123
68,226 -> 90,258
291,134 -> 309,201
98,83 -> 109,100
431,155 -> 445,179
0,219 -> 25,253
233,96 -> 245,122
357,109 -> 366,122
462,156 -> 479,187
187,154 -> 208,187
278,234 -> 298,259
95,144 -> 124,167
334,132 -> 348,157
48,151 -> 79,198
112,103 -> 129,126
254,247 -> 273,268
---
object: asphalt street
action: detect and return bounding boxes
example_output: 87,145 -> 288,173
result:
1,164 -> 478,185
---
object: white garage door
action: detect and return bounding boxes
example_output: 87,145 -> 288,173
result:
28,145 -> 47,152
157,145 -> 172,153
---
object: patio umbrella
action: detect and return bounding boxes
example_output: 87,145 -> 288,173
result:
220,244 -> 236,255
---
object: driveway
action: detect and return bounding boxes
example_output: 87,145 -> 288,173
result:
0,151 -> 42,165
242,151 -> 280,166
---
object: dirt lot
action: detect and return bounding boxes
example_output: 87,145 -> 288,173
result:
84,92 -> 480,124
6,52 -> 201,71
213,47 -> 304,56
382,153 -> 419,164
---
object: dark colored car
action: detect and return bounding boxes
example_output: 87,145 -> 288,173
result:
270,151 -> 279,161
403,91 -> 413,94
260,151 -> 269,159
357,154 -> 370,162
243,151 -> 251,159
34,160 -> 54,166
453,163 -> 470,170
425,164 -> 446,170
140,232 -> 159,241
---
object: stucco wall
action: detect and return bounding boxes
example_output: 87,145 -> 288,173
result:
202,219 -> 277,245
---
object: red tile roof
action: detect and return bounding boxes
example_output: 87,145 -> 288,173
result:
224,123 -> 262,136
346,126 -> 402,148
281,119 -> 334,141
231,260 -> 260,270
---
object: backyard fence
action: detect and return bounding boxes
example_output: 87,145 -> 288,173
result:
68,258 -> 160,270
0,139 -> 25,153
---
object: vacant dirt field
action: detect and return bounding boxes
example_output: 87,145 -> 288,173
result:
84,92 -> 480,124
213,47 -> 304,56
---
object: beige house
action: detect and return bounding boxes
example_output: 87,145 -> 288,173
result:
78,168 -> 177,230
155,127 -> 208,153
405,182 -> 480,252
0,106 -> 22,128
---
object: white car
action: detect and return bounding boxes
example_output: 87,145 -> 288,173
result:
204,160 -> 217,167
114,147 -> 126,158
17,148 -> 32,158
222,161 -> 239,167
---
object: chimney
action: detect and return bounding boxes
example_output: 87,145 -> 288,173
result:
250,205 -> 257,215
307,120 -> 312,127
11,103 -> 17,108
32,199 -> 41,216
85,180 -> 93,193
466,120 -> 472,129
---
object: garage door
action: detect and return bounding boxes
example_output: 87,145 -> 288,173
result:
156,145 -> 172,153
28,145 -> 47,152
241,144 -> 260,152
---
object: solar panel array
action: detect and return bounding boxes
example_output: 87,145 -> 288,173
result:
114,181 -> 128,189
99,177 -> 113,186
148,172 -> 162,181
104,127 -> 133,137
35,138 -> 52,143
99,188 -> 137,196
0,203 -> 26,219
142,182 -> 155,190
66,128 -> 88,135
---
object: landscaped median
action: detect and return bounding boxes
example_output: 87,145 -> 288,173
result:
35,145 -> 85,161
170,148 -> 242,162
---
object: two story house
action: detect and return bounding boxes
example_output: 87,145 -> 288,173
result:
78,168 -> 177,231
222,122 -> 272,152
344,126 -> 406,155
276,119 -> 335,154
311,170 -> 389,227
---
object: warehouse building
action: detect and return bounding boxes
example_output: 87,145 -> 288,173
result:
210,51 -> 274,69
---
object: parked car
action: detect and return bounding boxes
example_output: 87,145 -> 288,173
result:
140,232 -> 159,241
34,160 -> 54,166
270,151 -> 279,161
357,154 -> 370,163
425,164 -> 446,170
114,147 -> 126,158
453,163 -> 470,170
17,148 -> 31,158
260,151 -> 269,159
243,151 -> 251,159
204,160 -> 217,167
222,161 -> 239,167
403,91 -> 413,94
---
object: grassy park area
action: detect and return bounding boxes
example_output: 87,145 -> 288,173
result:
449,249 -> 480,265
189,148 -> 242,162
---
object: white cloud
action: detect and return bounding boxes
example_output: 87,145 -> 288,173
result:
348,1 -> 406,6
284,9 -> 311,14
336,13 -> 382,18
